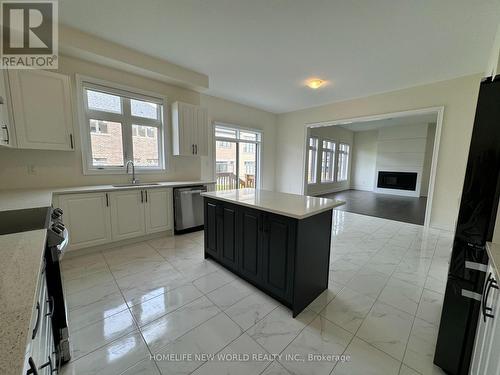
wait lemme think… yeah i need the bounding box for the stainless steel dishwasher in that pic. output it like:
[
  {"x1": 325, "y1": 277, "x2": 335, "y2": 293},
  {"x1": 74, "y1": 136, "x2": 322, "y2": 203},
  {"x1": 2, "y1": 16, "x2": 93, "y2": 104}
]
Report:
[{"x1": 173, "y1": 185, "x2": 207, "y2": 234}]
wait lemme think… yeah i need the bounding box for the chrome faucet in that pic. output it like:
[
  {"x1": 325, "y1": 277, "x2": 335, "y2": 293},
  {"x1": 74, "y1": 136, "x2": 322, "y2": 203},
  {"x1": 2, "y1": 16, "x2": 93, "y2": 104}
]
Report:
[{"x1": 126, "y1": 160, "x2": 139, "y2": 184}]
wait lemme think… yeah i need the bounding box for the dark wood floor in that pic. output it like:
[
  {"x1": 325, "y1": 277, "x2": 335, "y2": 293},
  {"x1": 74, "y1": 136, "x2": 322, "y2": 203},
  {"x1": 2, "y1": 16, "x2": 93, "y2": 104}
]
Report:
[{"x1": 321, "y1": 189, "x2": 427, "y2": 225}]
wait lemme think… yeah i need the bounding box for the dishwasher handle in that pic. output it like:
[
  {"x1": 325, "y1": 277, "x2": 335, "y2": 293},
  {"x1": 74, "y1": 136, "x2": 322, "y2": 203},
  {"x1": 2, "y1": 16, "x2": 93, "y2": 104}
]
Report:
[{"x1": 180, "y1": 189, "x2": 206, "y2": 195}]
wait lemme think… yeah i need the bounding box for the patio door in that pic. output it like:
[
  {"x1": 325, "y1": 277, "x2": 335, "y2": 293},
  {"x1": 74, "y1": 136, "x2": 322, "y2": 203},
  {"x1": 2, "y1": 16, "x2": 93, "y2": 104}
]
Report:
[{"x1": 215, "y1": 125, "x2": 261, "y2": 191}]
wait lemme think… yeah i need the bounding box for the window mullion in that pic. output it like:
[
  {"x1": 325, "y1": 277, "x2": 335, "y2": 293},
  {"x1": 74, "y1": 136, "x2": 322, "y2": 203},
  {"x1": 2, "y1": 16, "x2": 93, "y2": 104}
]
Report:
[{"x1": 122, "y1": 98, "x2": 134, "y2": 164}]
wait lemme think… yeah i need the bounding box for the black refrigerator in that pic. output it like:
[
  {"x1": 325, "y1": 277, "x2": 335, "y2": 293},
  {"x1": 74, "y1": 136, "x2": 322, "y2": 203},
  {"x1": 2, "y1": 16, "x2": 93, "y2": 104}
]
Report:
[{"x1": 434, "y1": 76, "x2": 500, "y2": 374}]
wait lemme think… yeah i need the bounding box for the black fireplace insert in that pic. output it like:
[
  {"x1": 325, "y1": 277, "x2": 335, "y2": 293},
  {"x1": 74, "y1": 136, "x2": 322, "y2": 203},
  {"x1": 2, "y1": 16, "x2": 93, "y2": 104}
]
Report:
[{"x1": 377, "y1": 171, "x2": 417, "y2": 191}]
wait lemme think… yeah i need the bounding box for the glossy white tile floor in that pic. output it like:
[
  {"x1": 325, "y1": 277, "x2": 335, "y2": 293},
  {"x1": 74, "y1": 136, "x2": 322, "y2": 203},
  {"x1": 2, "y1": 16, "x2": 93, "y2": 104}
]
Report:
[{"x1": 60, "y1": 211, "x2": 451, "y2": 375}]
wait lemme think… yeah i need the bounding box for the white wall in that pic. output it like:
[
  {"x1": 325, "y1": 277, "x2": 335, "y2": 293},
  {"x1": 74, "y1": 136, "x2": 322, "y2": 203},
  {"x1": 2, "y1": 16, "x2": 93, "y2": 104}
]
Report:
[
  {"x1": 375, "y1": 123, "x2": 428, "y2": 197},
  {"x1": 275, "y1": 74, "x2": 482, "y2": 231},
  {"x1": 351, "y1": 130, "x2": 378, "y2": 191},
  {"x1": 0, "y1": 55, "x2": 277, "y2": 190},
  {"x1": 421, "y1": 123, "x2": 436, "y2": 197},
  {"x1": 306, "y1": 125, "x2": 353, "y2": 195}
]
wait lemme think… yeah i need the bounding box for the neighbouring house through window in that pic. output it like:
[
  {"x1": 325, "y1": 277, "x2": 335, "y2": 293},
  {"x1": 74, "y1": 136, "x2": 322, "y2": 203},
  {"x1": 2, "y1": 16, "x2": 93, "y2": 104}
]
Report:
[
  {"x1": 80, "y1": 80, "x2": 165, "y2": 173},
  {"x1": 215, "y1": 124, "x2": 261, "y2": 191}
]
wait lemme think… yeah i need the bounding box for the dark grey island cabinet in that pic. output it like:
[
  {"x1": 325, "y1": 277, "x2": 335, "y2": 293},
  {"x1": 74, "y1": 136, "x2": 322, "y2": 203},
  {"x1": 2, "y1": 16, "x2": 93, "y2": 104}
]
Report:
[{"x1": 203, "y1": 189, "x2": 344, "y2": 317}]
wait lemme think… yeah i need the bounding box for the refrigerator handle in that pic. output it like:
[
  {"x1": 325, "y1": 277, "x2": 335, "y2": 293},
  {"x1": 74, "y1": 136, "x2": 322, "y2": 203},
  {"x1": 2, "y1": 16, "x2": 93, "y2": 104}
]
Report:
[{"x1": 483, "y1": 273, "x2": 499, "y2": 322}]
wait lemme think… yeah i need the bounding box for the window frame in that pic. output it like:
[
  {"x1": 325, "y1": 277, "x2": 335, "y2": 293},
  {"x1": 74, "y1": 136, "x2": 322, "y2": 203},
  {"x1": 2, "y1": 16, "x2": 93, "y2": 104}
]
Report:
[
  {"x1": 337, "y1": 142, "x2": 350, "y2": 182},
  {"x1": 76, "y1": 75, "x2": 168, "y2": 175},
  {"x1": 214, "y1": 122, "x2": 262, "y2": 189},
  {"x1": 307, "y1": 136, "x2": 319, "y2": 184},
  {"x1": 320, "y1": 139, "x2": 336, "y2": 183}
]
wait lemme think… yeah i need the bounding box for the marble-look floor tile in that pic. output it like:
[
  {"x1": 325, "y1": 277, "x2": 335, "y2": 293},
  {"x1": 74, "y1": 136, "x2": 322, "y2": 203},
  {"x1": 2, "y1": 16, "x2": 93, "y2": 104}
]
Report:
[
  {"x1": 109, "y1": 259, "x2": 175, "y2": 280},
  {"x1": 191, "y1": 333, "x2": 270, "y2": 375},
  {"x1": 347, "y1": 267, "x2": 390, "y2": 298},
  {"x1": 332, "y1": 337, "x2": 401, "y2": 375},
  {"x1": 403, "y1": 318, "x2": 446, "y2": 375},
  {"x1": 378, "y1": 278, "x2": 423, "y2": 315},
  {"x1": 261, "y1": 361, "x2": 291, "y2": 375},
  {"x1": 399, "y1": 364, "x2": 420, "y2": 375},
  {"x1": 247, "y1": 306, "x2": 316, "y2": 353},
  {"x1": 192, "y1": 270, "x2": 235, "y2": 293},
  {"x1": 307, "y1": 283, "x2": 344, "y2": 314},
  {"x1": 424, "y1": 273, "x2": 447, "y2": 294},
  {"x1": 206, "y1": 278, "x2": 256, "y2": 310},
  {"x1": 356, "y1": 301, "x2": 414, "y2": 360},
  {"x1": 70, "y1": 309, "x2": 137, "y2": 360},
  {"x1": 63, "y1": 268, "x2": 114, "y2": 295},
  {"x1": 280, "y1": 316, "x2": 353, "y2": 375},
  {"x1": 225, "y1": 292, "x2": 279, "y2": 330},
  {"x1": 416, "y1": 289, "x2": 444, "y2": 326},
  {"x1": 148, "y1": 235, "x2": 199, "y2": 251},
  {"x1": 66, "y1": 279, "x2": 119, "y2": 311},
  {"x1": 121, "y1": 359, "x2": 161, "y2": 375},
  {"x1": 61, "y1": 331, "x2": 149, "y2": 375},
  {"x1": 130, "y1": 284, "x2": 203, "y2": 327},
  {"x1": 321, "y1": 287, "x2": 376, "y2": 333},
  {"x1": 154, "y1": 313, "x2": 242, "y2": 375},
  {"x1": 141, "y1": 296, "x2": 220, "y2": 352},
  {"x1": 62, "y1": 253, "x2": 108, "y2": 281},
  {"x1": 68, "y1": 290, "x2": 128, "y2": 332}
]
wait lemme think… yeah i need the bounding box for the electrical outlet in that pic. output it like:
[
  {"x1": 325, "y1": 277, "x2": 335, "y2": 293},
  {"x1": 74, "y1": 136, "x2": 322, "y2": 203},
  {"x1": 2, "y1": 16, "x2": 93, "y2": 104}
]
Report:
[{"x1": 27, "y1": 164, "x2": 37, "y2": 175}]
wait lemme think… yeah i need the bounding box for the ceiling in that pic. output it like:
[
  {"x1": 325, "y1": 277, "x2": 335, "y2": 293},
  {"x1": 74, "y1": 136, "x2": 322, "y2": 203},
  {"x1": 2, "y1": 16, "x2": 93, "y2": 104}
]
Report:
[
  {"x1": 337, "y1": 113, "x2": 437, "y2": 132},
  {"x1": 58, "y1": 0, "x2": 500, "y2": 113}
]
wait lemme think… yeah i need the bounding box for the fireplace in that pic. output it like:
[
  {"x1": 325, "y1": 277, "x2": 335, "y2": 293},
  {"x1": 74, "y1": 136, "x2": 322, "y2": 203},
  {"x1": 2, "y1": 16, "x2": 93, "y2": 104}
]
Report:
[{"x1": 377, "y1": 171, "x2": 417, "y2": 191}]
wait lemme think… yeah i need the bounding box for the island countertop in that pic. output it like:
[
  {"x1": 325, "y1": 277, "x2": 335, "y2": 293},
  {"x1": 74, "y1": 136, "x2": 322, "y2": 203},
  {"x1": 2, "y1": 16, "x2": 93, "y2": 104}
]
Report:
[{"x1": 201, "y1": 188, "x2": 344, "y2": 219}]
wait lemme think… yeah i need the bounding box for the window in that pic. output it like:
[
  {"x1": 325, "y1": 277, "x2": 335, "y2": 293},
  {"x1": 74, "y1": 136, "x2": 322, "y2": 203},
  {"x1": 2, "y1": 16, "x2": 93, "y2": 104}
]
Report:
[
  {"x1": 81, "y1": 81, "x2": 164, "y2": 172},
  {"x1": 337, "y1": 143, "x2": 350, "y2": 181},
  {"x1": 321, "y1": 140, "x2": 336, "y2": 182},
  {"x1": 307, "y1": 137, "x2": 319, "y2": 184},
  {"x1": 215, "y1": 124, "x2": 261, "y2": 190}
]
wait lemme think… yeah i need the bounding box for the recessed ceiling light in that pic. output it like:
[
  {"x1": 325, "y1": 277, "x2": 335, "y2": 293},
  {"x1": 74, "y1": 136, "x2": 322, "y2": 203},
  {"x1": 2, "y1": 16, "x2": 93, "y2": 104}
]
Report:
[{"x1": 306, "y1": 79, "x2": 326, "y2": 89}]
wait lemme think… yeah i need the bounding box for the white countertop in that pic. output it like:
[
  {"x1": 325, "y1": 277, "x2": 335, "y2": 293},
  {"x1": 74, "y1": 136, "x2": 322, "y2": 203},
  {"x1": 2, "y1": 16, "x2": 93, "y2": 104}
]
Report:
[
  {"x1": 487, "y1": 242, "x2": 500, "y2": 278},
  {"x1": 201, "y1": 188, "x2": 345, "y2": 219},
  {"x1": 0, "y1": 180, "x2": 215, "y2": 211}
]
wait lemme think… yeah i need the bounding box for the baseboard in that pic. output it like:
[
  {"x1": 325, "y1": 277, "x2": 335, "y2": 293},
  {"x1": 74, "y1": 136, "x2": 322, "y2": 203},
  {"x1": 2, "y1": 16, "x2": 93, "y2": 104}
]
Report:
[
  {"x1": 311, "y1": 186, "x2": 350, "y2": 196},
  {"x1": 351, "y1": 185, "x2": 373, "y2": 192}
]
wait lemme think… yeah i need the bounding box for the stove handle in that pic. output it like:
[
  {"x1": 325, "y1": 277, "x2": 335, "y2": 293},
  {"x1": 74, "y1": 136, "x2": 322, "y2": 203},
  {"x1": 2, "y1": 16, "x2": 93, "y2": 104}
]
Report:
[{"x1": 45, "y1": 295, "x2": 55, "y2": 318}]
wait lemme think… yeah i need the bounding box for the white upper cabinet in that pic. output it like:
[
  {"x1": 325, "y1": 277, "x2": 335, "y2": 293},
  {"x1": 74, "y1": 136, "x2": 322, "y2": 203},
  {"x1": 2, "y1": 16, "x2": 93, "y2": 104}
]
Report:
[
  {"x1": 0, "y1": 70, "x2": 14, "y2": 147},
  {"x1": 8, "y1": 69, "x2": 75, "y2": 151},
  {"x1": 171, "y1": 101, "x2": 208, "y2": 156}
]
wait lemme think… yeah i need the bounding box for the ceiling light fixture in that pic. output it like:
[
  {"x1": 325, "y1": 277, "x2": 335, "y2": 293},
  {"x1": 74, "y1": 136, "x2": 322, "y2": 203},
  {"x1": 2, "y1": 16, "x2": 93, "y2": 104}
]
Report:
[{"x1": 306, "y1": 79, "x2": 326, "y2": 89}]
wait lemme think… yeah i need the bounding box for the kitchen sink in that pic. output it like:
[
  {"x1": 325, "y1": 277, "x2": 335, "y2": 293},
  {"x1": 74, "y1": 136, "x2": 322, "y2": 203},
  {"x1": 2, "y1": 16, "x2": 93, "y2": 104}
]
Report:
[{"x1": 112, "y1": 183, "x2": 161, "y2": 187}]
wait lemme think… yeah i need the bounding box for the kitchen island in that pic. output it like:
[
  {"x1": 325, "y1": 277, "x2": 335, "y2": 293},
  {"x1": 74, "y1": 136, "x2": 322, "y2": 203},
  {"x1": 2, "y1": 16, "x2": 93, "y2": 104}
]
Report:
[{"x1": 202, "y1": 188, "x2": 344, "y2": 317}]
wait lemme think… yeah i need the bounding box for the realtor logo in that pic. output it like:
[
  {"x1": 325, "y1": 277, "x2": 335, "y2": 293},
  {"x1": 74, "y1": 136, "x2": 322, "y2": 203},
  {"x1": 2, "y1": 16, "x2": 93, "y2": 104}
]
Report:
[{"x1": 1, "y1": 0, "x2": 58, "y2": 68}]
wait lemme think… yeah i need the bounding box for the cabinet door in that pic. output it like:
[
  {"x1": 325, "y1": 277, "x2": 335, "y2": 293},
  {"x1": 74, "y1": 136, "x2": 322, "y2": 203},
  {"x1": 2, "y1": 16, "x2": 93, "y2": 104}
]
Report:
[
  {"x1": 195, "y1": 107, "x2": 208, "y2": 156},
  {"x1": 110, "y1": 190, "x2": 146, "y2": 241},
  {"x1": 238, "y1": 207, "x2": 263, "y2": 283},
  {"x1": 204, "y1": 200, "x2": 219, "y2": 259},
  {"x1": 182, "y1": 103, "x2": 196, "y2": 155},
  {"x1": 218, "y1": 204, "x2": 238, "y2": 271},
  {"x1": 8, "y1": 70, "x2": 74, "y2": 151},
  {"x1": 0, "y1": 70, "x2": 14, "y2": 147},
  {"x1": 59, "y1": 193, "x2": 112, "y2": 250},
  {"x1": 145, "y1": 188, "x2": 172, "y2": 234},
  {"x1": 261, "y1": 213, "x2": 295, "y2": 301}
]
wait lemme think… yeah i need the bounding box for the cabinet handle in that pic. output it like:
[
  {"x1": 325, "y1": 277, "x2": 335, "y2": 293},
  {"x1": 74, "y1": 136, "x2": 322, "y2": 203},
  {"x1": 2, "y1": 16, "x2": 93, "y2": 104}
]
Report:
[
  {"x1": 195, "y1": 144, "x2": 198, "y2": 154},
  {"x1": 105, "y1": 193, "x2": 109, "y2": 207},
  {"x1": 192, "y1": 144, "x2": 195, "y2": 154},
  {"x1": 1, "y1": 125, "x2": 9, "y2": 144},
  {"x1": 32, "y1": 301, "x2": 41, "y2": 339},
  {"x1": 27, "y1": 357, "x2": 38, "y2": 375},
  {"x1": 145, "y1": 190, "x2": 148, "y2": 203},
  {"x1": 69, "y1": 134, "x2": 74, "y2": 149},
  {"x1": 483, "y1": 273, "x2": 498, "y2": 321},
  {"x1": 140, "y1": 190, "x2": 143, "y2": 203},
  {"x1": 45, "y1": 295, "x2": 55, "y2": 318}
]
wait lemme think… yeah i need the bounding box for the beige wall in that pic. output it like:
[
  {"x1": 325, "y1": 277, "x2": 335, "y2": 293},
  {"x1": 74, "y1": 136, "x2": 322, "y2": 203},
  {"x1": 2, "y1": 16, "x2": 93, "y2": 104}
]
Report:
[
  {"x1": 0, "y1": 55, "x2": 277, "y2": 190},
  {"x1": 306, "y1": 125, "x2": 353, "y2": 195},
  {"x1": 275, "y1": 74, "x2": 482, "y2": 231}
]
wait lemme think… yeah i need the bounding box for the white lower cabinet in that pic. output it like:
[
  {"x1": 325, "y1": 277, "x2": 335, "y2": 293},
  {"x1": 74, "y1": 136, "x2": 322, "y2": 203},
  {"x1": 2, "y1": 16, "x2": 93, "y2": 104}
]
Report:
[
  {"x1": 59, "y1": 192, "x2": 112, "y2": 250},
  {"x1": 145, "y1": 188, "x2": 173, "y2": 233},
  {"x1": 59, "y1": 187, "x2": 173, "y2": 250},
  {"x1": 471, "y1": 265, "x2": 500, "y2": 375}
]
